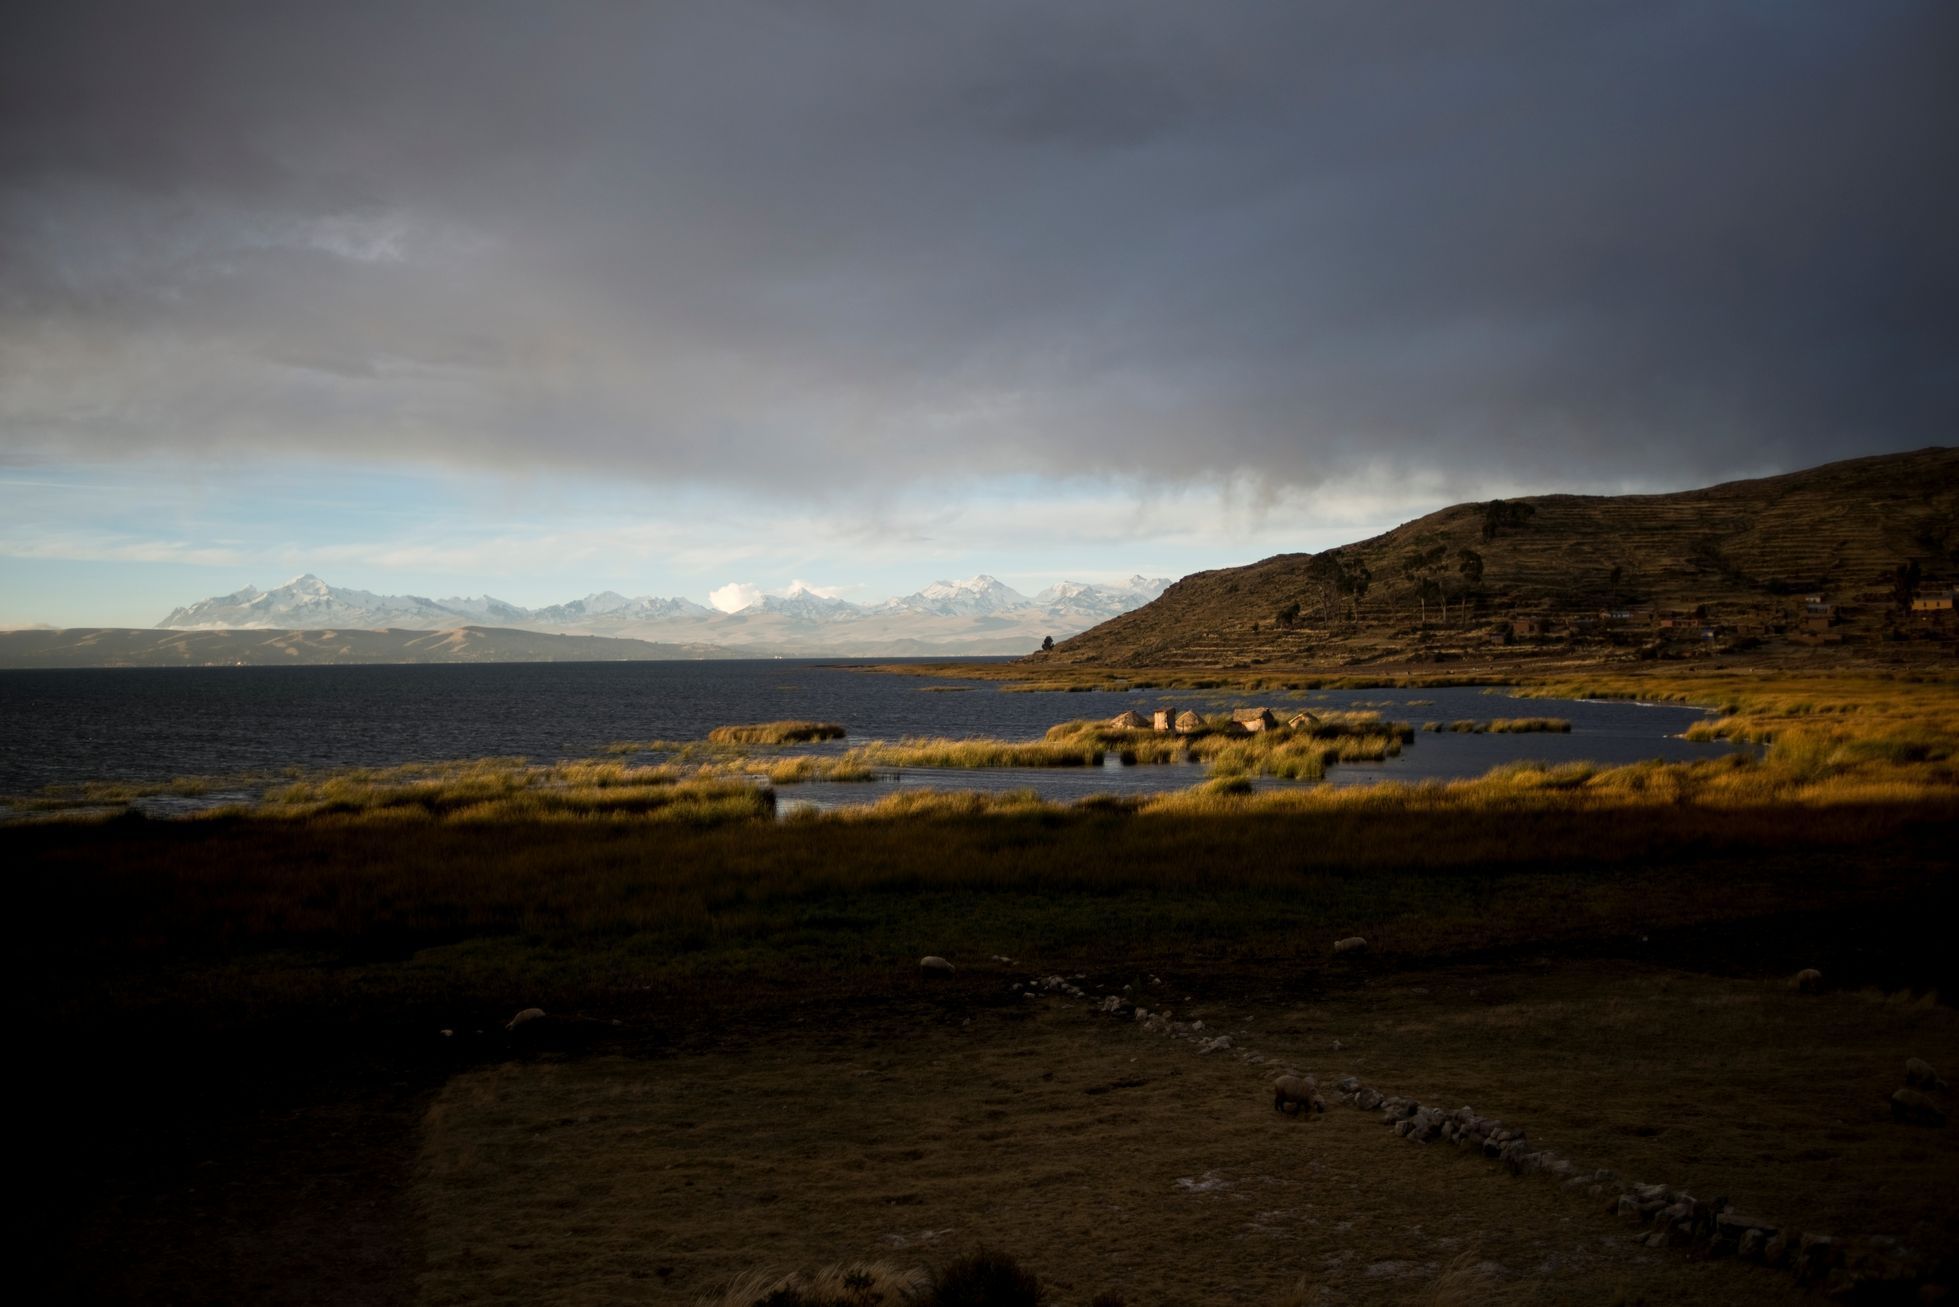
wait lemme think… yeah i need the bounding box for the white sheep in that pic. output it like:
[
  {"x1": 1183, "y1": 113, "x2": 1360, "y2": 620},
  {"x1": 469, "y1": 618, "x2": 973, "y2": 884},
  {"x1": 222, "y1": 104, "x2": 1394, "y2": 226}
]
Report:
[
  {"x1": 1906, "y1": 1058, "x2": 1948, "y2": 1091},
  {"x1": 1333, "y1": 936, "x2": 1368, "y2": 955},
  {"x1": 1273, "y1": 1074, "x2": 1326, "y2": 1117}
]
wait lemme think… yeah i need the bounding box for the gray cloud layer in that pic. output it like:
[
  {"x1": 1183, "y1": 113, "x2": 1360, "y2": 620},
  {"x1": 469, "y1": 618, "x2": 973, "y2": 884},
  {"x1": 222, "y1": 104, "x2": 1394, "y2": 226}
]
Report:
[{"x1": 4, "y1": 1, "x2": 1954, "y2": 493}]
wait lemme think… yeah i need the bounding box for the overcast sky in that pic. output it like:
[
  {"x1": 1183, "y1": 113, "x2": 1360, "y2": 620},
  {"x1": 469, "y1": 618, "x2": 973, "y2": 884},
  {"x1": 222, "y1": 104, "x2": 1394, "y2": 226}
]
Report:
[{"x1": 3, "y1": 1, "x2": 1954, "y2": 625}]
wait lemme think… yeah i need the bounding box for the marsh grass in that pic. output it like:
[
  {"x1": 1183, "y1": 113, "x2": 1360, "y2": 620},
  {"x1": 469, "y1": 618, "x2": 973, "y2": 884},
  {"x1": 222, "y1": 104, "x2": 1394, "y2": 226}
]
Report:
[
  {"x1": 849, "y1": 738, "x2": 1106, "y2": 768},
  {"x1": 1032, "y1": 714, "x2": 1410, "y2": 779},
  {"x1": 707, "y1": 721, "x2": 848, "y2": 745},
  {"x1": 245, "y1": 756, "x2": 776, "y2": 824}
]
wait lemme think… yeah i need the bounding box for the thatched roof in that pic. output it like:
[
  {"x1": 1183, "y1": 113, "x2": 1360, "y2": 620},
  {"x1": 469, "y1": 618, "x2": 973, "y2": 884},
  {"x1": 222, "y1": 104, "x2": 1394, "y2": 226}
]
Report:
[
  {"x1": 1109, "y1": 709, "x2": 1148, "y2": 730},
  {"x1": 1173, "y1": 709, "x2": 1203, "y2": 732},
  {"x1": 1232, "y1": 707, "x2": 1278, "y2": 731}
]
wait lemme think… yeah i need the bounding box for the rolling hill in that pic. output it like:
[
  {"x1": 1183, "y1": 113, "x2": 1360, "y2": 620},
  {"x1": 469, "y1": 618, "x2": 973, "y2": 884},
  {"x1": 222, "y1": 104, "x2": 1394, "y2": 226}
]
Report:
[{"x1": 1039, "y1": 448, "x2": 1959, "y2": 669}]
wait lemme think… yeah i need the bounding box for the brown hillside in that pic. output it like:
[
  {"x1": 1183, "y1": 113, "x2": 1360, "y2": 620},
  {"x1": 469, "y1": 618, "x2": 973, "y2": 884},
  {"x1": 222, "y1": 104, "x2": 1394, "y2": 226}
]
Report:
[{"x1": 1042, "y1": 448, "x2": 1959, "y2": 669}]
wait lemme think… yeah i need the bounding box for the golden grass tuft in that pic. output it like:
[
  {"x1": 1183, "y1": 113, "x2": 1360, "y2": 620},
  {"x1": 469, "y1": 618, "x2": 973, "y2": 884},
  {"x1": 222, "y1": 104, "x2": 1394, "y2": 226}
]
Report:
[
  {"x1": 707, "y1": 721, "x2": 848, "y2": 745},
  {"x1": 697, "y1": 1261, "x2": 929, "y2": 1307}
]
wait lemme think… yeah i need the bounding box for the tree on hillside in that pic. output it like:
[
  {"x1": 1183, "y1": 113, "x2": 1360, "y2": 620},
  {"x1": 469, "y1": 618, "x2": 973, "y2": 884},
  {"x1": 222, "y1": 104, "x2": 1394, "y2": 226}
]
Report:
[
  {"x1": 1339, "y1": 561, "x2": 1373, "y2": 622},
  {"x1": 1040, "y1": 635, "x2": 1054, "y2": 652},
  {"x1": 1399, "y1": 541, "x2": 1450, "y2": 625}
]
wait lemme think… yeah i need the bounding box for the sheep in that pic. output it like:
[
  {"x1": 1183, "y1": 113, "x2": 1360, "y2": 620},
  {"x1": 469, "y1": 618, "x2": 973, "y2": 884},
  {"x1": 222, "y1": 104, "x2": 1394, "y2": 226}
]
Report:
[
  {"x1": 1790, "y1": 968, "x2": 1823, "y2": 994},
  {"x1": 918, "y1": 956, "x2": 955, "y2": 975},
  {"x1": 506, "y1": 1007, "x2": 546, "y2": 1031},
  {"x1": 1906, "y1": 1058, "x2": 1948, "y2": 1091},
  {"x1": 1273, "y1": 1074, "x2": 1327, "y2": 1118},
  {"x1": 1333, "y1": 936, "x2": 1368, "y2": 955}
]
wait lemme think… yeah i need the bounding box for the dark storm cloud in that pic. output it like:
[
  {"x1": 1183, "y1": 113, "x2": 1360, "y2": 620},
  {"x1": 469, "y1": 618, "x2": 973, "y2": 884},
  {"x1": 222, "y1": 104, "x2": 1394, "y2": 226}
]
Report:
[{"x1": 3, "y1": 1, "x2": 1954, "y2": 492}]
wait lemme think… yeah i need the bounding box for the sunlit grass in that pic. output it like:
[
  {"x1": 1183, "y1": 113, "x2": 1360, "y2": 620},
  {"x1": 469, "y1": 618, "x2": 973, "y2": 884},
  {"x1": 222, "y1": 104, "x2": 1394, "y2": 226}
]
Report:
[{"x1": 706, "y1": 721, "x2": 848, "y2": 745}]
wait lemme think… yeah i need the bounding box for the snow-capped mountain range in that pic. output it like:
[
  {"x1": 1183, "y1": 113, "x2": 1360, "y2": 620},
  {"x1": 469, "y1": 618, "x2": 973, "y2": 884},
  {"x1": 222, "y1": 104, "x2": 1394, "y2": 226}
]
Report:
[{"x1": 157, "y1": 573, "x2": 1172, "y2": 656}]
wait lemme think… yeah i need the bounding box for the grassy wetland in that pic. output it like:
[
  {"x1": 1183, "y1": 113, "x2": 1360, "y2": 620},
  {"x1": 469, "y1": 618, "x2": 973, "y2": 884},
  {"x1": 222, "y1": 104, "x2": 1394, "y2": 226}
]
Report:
[{"x1": 12, "y1": 661, "x2": 1959, "y2": 1304}]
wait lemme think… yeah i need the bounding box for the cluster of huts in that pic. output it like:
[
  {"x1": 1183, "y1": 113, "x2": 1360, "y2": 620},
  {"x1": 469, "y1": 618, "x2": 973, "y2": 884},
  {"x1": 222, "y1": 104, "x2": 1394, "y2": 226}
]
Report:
[{"x1": 1108, "y1": 706, "x2": 1317, "y2": 735}]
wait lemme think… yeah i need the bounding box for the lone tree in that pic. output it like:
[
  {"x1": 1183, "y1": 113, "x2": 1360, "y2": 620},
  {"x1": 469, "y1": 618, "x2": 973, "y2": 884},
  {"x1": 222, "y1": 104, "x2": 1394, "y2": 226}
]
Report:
[{"x1": 1040, "y1": 635, "x2": 1054, "y2": 652}]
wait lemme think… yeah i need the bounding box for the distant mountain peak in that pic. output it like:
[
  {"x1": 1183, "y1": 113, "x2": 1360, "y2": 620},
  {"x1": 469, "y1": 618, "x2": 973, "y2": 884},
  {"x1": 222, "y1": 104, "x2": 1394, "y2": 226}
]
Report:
[{"x1": 153, "y1": 570, "x2": 1176, "y2": 653}]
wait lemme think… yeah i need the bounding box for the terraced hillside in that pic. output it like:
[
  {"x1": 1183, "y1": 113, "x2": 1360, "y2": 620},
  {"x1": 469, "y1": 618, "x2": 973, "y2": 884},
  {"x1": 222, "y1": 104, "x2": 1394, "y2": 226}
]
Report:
[{"x1": 1043, "y1": 448, "x2": 1959, "y2": 669}]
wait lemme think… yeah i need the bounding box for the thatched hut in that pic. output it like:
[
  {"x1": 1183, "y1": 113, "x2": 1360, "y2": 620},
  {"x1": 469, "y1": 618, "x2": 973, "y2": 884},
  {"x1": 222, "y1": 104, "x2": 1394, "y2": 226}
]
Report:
[
  {"x1": 1286, "y1": 711, "x2": 1319, "y2": 731},
  {"x1": 1233, "y1": 707, "x2": 1278, "y2": 733},
  {"x1": 1109, "y1": 709, "x2": 1148, "y2": 730},
  {"x1": 1174, "y1": 709, "x2": 1203, "y2": 734}
]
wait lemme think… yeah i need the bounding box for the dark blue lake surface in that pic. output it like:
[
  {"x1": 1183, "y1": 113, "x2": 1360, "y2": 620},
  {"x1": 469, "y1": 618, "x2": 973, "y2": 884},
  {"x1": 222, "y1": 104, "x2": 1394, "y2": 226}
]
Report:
[{"x1": 0, "y1": 659, "x2": 1737, "y2": 804}]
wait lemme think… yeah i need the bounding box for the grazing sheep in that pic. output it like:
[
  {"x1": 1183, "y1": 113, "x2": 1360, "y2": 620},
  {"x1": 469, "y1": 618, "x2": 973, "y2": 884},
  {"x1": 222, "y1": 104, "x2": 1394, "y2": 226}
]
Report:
[
  {"x1": 1333, "y1": 936, "x2": 1368, "y2": 955},
  {"x1": 1273, "y1": 1074, "x2": 1327, "y2": 1117},
  {"x1": 506, "y1": 1007, "x2": 546, "y2": 1031},
  {"x1": 1906, "y1": 1058, "x2": 1948, "y2": 1091},
  {"x1": 1791, "y1": 968, "x2": 1823, "y2": 994},
  {"x1": 919, "y1": 955, "x2": 955, "y2": 974}
]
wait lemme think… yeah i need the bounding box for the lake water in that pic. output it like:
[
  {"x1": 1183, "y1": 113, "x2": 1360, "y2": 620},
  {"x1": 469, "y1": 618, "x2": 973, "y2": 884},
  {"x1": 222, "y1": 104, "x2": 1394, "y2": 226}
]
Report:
[{"x1": 0, "y1": 660, "x2": 1739, "y2": 809}]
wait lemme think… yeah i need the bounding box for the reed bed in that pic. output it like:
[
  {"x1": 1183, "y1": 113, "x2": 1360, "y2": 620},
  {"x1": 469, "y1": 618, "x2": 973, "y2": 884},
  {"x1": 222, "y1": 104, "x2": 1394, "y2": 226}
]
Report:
[
  {"x1": 706, "y1": 721, "x2": 848, "y2": 745},
  {"x1": 250, "y1": 757, "x2": 776, "y2": 824},
  {"x1": 846, "y1": 738, "x2": 1106, "y2": 768}
]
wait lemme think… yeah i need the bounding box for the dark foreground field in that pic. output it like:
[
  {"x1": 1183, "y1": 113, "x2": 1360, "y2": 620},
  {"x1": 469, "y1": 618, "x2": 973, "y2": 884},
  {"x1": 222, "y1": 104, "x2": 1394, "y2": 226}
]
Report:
[{"x1": 10, "y1": 793, "x2": 1958, "y2": 1304}]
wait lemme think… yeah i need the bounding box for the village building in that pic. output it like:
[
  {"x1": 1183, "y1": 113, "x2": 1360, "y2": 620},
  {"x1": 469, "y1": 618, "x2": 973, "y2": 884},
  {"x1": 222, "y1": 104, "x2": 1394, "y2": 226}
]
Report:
[
  {"x1": 1232, "y1": 707, "x2": 1278, "y2": 733},
  {"x1": 1152, "y1": 708, "x2": 1178, "y2": 733},
  {"x1": 1109, "y1": 709, "x2": 1148, "y2": 730},
  {"x1": 1174, "y1": 710, "x2": 1203, "y2": 733}
]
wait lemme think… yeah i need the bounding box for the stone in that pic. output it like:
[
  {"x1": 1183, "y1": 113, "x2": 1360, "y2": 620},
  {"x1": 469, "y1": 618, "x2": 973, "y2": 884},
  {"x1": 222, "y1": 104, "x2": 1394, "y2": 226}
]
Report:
[
  {"x1": 919, "y1": 956, "x2": 955, "y2": 974},
  {"x1": 506, "y1": 1007, "x2": 546, "y2": 1031},
  {"x1": 1716, "y1": 1212, "x2": 1778, "y2": 1240},
  {"x1": 1792, "y1": 967, "x2": 1824, "y2": 993},
  {"x1": 1906, "y1": 1057, "x2": 1948, "y2": 1091},
  {"x1": 1355, "y1": 1088, "x2": 1384, "y2": 1111},
  {"x1": 1762, "y1": 1233, "x2": 1790, "y2": 1269},
  {"x1": 1891, "y1": 1087, "x2": 1948, "y2": 1127},
  {"x1": 1334, "y1": 1076, "x2": 1362, "y2": 1095},
  {"x1": 1197, "y1": 1035, "x2": 1232, "y2": 1054},
  {"x1": 1738, "y1": 1228, "x2": 1768, "y2": 1261},
  {"x1": 1333, "y1": 936, "x2": 1368, "y2": 954},
  {"x1": 1797, "y1": 1234, "x2": 1839, "y2": 1281}
]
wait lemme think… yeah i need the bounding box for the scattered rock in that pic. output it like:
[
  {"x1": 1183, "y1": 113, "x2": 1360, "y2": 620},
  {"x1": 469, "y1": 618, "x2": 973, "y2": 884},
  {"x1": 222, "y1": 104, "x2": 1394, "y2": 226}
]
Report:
[
  {"x1": 506, "y1": 1007, "x2": 546, "y2": 1031},
  {"x1": 1333, "y1": 936, "x2": 1368, "y2": 954},
  {"x1": 1891, "y1": 1087, "x2": 1947, "y2": 1127},
  {"x1": 1354, "y1": 1087, "x2": 1383, "y2": 1111},
  {"x1": 919, "y1": 956, "x2": 955, "y2": 974},
  {"x1": 1197, "y1": 1035, "x2": 1233, "y2": 1055},
  {"x1": 1792, "y1": 967, "x2": 1824, "y2": 994}
]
